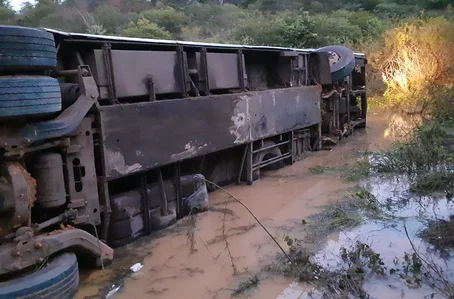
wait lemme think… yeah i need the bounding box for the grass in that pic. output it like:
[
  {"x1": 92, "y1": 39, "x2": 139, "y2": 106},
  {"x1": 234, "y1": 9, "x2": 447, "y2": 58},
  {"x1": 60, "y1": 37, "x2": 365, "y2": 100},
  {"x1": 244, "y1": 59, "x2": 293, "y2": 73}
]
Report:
[
  {"x1": 410, "y1": 171, "x2": 454, "y2": 193},
  {"x1": 303, "y1": 189, "x2": 384, "y2": 244},
  {"x1": 309, "y1": 165, "x2": 334, "y2": 174},
  {"x1": 372, "y1": 121, "x2": 454, "y2": 177},
  {"x1": 419, "y1": 218, "x2": 454, "y2": 255},
  {"x1": 267, "y1": 239, "x2": 387, "y2": 299},
  {"x1": 309, "y1": 161, "x2": 371, "y2": 182},
  {"x1": 340, "y1": 162, "x2": 371, "y2": 182},
  {"x1": 231, "y1": 275, "x2": 259, "y2": 297}
]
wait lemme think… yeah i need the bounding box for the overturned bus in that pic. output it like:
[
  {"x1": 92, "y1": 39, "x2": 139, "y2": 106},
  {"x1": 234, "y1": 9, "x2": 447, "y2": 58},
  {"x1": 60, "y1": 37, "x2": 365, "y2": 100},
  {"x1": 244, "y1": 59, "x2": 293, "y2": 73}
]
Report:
[{"x1": 0, "y1": 25, "x2": 366, "y2": 297}]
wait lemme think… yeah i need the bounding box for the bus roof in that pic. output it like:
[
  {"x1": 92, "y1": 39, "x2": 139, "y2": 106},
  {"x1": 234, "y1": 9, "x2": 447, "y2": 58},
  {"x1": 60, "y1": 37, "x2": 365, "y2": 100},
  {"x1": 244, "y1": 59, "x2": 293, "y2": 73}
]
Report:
[{"x1": 44, "y1": 28, "x2": 366, "y2": 58}]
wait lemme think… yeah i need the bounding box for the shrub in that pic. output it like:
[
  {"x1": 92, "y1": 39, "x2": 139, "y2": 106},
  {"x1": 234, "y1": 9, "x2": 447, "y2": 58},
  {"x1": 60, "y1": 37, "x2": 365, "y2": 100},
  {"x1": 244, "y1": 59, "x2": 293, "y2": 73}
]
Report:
[
  {"x1": 121, "y1": 18, "x2": 172, "y2": 39},
  {"x1": 369, "y1": 18, "x2": 454, "y2": 115},
  {"x1": 229, "y1": 11, "x2": 319, "y2": 48}
]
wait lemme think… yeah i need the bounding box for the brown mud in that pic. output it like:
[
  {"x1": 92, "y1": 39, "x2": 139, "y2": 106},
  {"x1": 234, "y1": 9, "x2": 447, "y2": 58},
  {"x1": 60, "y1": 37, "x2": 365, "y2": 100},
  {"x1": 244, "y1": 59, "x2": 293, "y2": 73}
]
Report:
[{"x1": 76, "y1": 113, "x2": 391, "y2": 299}]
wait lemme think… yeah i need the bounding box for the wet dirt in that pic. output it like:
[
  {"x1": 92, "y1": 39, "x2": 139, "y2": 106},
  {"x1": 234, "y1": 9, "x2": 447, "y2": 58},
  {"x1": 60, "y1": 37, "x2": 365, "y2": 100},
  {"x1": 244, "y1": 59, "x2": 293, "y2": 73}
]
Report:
[{"x1": 76, "y1": 113, "x2": 394, "y2": 299}]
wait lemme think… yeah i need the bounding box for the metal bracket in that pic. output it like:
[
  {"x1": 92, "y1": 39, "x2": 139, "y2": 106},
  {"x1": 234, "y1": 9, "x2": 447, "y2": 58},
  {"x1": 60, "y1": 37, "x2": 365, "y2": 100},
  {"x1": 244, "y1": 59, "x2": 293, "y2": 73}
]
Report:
[
  {"x1": 177, "y1": 46, "x2": 189, "y2": 97},
  {"x1": 237, "y1": 50, "x2": 246, "y2": 91},
  {"x1": 140, "y1": 175, "x2": 151, "y2": 235},
  {"x1": 0, "y1": 67, "x2": 99, "y2": 150},
  {"x1": 0, "y1": 228, "x2": 113, "y2": 275},
  {"x1": 200, "y1": 47, "x2": 211, "y2": 95},
  {"x1": 101, "y1": 43, "x2": 119, "y2": 105},
  {"x1": 146, "y1": 75, "x2": 156, "y2": 101}
]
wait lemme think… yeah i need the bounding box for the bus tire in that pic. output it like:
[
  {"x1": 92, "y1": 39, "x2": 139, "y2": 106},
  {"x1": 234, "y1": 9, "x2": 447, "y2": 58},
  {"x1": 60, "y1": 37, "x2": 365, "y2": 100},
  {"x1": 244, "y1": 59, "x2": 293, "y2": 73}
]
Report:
[
  {"x1": 0, "y1": 76, "x2": 62, "y2": 118},
  {"x1": 0, "y1": 25, "x2": 57, "y2": 71},
  {"x1": 316, "y1": 45, "x2": 355, "y2": 83},
  {"x1": 252, "y1": 140, "x2": 284, "y2": 180},
  {"x1": 0, "y1": 253, "x2": 79, "y2": 299}
]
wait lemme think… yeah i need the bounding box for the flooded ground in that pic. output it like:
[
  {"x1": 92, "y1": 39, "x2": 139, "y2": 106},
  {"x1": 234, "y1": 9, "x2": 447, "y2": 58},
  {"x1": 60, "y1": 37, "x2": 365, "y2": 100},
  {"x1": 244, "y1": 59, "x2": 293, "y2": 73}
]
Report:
[
  {"x1": 278, "y1": 174, "x2": 454, "y2": 299},
  {"x1": 77, "y1": 113, "x2": 445, "y2": 299}
]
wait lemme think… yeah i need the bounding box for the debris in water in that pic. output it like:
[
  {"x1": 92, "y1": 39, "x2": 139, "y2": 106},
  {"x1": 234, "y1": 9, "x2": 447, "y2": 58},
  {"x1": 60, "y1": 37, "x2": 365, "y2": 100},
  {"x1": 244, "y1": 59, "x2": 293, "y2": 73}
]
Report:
[
  {"x1": 231, "y1": 275, "x2": 259, "y2": 296},
  {"x1": 106, "y1": 284, "x2": 121, "y2": 298},
  {"x1": 130, "y1": 263, "x2": 143, "y2": 273}
]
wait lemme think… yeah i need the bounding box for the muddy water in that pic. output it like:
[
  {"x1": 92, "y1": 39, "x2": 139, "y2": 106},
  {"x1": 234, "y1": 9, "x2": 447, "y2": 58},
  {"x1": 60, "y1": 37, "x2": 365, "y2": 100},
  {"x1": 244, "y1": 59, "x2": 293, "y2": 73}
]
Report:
[
  {"x1": 279, "y1": 176, "x2": 454, "y2": 299},
  {"x1": 76, "y1": 113, "x2": 391, "y2": 299}
]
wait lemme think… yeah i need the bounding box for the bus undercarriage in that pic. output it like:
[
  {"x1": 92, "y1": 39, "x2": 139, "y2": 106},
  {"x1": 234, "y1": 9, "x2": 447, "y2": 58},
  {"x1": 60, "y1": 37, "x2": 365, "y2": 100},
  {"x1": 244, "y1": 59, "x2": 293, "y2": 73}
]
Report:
[{"x1": 0, "y1": 25, "x2": 366, "y2": 297}]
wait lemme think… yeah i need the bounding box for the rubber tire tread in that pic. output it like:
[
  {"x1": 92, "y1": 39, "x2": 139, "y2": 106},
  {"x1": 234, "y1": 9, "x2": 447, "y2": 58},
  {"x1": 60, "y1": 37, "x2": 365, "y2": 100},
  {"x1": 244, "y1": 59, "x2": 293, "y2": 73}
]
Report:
[
  {"x1": 0, "y1": 76, "x2": 62, "y2": 118},
  {"x1": 0, "y1": 252, "x2": 79, "y2": 299},
  {"x1": 316, "y1": 45, "x2": 356, "y2": 82},
  {"x1": 0, "y1": 25, "x2": 57, "y2": 71}
]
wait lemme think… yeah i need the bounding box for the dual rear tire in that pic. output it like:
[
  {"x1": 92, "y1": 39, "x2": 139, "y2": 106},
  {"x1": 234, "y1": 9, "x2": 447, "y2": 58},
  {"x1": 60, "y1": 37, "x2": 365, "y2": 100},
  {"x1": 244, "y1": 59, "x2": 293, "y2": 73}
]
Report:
[
  {"x1": 0, "y1": 26, "x2": 74, "y2": 298},
  {"x1": 0, "y1": 25, "x2": 61, "y2": 119}
]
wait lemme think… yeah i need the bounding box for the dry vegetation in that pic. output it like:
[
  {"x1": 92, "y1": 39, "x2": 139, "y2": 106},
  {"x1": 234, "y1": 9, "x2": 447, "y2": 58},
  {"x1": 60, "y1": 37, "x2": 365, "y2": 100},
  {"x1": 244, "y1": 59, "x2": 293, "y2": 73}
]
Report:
[{"x1": 366, "y1": 18, "x2": 454, "y2": 118}]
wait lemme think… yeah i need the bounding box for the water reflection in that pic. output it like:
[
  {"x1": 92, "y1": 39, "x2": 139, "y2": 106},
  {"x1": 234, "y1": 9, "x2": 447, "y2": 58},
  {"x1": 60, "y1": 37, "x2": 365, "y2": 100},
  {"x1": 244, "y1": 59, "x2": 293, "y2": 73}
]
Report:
[{"x1": 280, "y1": 174, "x2": 454, "y2": 299}]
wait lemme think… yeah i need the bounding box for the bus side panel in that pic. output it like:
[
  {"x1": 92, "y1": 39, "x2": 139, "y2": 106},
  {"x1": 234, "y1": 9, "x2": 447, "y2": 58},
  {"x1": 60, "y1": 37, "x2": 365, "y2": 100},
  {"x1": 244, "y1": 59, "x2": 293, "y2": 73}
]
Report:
[
  {"x1": 250, "y1": 86, "x2": 321, "y2": 140},
  {"x1": 99, "y1": 86, "x2": 321, "y2": 180}
]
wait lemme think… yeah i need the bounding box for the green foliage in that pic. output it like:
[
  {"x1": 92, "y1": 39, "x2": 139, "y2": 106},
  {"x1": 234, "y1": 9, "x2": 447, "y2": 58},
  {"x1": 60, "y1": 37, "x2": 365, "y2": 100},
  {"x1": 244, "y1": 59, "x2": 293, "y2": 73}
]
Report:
[
  {"x1": 184, "y1": 3, "x2": 248, "y2": 40},
  {"x1": 0, "y1": 0, "x2": 15, "y2": 24},
  {"x1": 121, "y1": 18, "x2": 172, "y2": 39},
  {"x1": 2, "y1": 0, "x2": 453, "y2": 51},
  {"x1": 410, "y1": 171, "x2": 454, "y2": 193},
  {"x1": 140, "y1": 4, "x2": 187, "y2": 38},
  {"x1": 373, "y1": 2, "x2": 419, "y2": 18},
  {"x1": 310, "y1": 1, "x2": 324, "y2": 12},
  {"x1": 18, "y1": 0, "x2": 58, "y2": 27},
  {"x1": 373, "y1": 121, "x2": 454, "y2": 175},
  {"x1": 94, "y1": 5, "x2": 136, "y2": 34},
  {"x1": 229, "y1": 11, "x2": 319, "y2": 47},
  {"x1": 309, "y1": 13, "x2": 363, "y2": 46}
]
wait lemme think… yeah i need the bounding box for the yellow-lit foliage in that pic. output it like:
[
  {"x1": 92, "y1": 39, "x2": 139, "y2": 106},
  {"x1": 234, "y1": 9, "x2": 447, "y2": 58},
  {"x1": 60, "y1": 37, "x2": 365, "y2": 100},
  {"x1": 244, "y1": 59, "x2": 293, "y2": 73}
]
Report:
[{"x1": 368, "y1": 18, "x2": 454, "y2": 116}]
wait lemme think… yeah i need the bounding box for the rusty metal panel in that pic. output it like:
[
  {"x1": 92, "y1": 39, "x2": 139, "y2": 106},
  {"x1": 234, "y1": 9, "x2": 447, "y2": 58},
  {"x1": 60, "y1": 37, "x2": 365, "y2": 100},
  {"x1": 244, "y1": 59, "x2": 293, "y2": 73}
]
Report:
[
  {"x1": 99, "y1": 86, "x2": 321, "y2": 180},
  {"x1": 92, "y1": 49, "x2": 184, "y2": 99}
]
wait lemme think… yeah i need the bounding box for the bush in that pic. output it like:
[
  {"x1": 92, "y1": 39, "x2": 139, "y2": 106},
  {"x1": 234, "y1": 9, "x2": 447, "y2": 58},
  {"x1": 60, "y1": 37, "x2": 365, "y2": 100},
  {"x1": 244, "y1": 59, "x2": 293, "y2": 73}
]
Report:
[
  {"x1": 94, "y1": 5, "x2": 136, "y2": 34},
  {"x1": 121, "y1": 18, "x2": 172, "y2": 39},
  {"x1": 369, "y1": 18, "x2": 454, "y2": 115},
  {"x1": 0, "y1": 1, "x2": 15, "y2": 24},
  {"x1": 373, "y1": 2, "x2": 419, "y2": 19},
  {"x1": 140, "y1": 4, "x2": 187, "y2": 38},
  {"x1": 229, "y1": 11, "x2": 319, "y2": 48},
  {"x1": 309, "y1": 13, "x2": 362, "y2": 46}
]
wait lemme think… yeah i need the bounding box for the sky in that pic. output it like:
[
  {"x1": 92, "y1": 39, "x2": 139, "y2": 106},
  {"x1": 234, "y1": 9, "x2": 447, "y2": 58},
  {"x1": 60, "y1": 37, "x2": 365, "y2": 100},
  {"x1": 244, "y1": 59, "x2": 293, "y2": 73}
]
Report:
[{"x1": 10, "y1": 0, "x2": 31, "y2": 11}]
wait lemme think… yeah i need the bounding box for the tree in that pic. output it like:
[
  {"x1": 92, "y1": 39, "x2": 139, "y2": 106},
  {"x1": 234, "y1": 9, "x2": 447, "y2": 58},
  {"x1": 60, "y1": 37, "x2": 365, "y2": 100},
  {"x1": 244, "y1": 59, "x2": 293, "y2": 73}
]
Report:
[
  {"x1": 140, "y1": 4, "x2": 187, "y2": 37},
  {"x1": 0, "y1": 0, "x2": 15, "y2": 24},
  {"x1": 184, "y1": 3, "x2": 248, "y2": 39},
  {"x1": 94, "y1": 4, "x2": 134, "y2": 34},
  {"x1": 230, "y1": 11, "x2": 319, "y2": 48},
  {"x1": 121, "y1": 18, "x2": 172, "y2": 39},
  {"x1": 309, "y1": 13, "x2": 363, "y2": 46},
  {"x1": 18, "y1": 0, "x2": 58, "y2": 27}
]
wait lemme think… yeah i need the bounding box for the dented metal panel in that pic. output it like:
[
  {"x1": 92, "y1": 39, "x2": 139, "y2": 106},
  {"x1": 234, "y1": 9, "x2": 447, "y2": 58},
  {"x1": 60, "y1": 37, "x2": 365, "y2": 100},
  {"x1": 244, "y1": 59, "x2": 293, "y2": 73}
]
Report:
[{"x1": 99, "y1": 86, "x2": 321, "y2": 180}]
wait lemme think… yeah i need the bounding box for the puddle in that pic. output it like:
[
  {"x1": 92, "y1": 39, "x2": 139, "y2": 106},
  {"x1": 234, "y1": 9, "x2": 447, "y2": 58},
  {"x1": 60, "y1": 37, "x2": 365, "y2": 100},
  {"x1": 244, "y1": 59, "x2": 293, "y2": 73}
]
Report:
[
  {"x1": 77, "y1": 113, "x2": 425, "y2": 299},
  {"x1": 278, "y1": 171, "x2": 454, "y2": 298}
]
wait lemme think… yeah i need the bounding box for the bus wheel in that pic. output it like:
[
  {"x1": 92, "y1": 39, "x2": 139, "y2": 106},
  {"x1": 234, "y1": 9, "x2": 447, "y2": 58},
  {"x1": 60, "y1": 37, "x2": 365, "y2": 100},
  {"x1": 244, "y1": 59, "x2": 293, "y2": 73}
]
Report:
[
  {"x1": 252, "y1": 140, "x2": 284, "y2": 180},
  {"x1": 0, "y1": 76, "x2": 62, "y2": 118},
  {"x1": 0, "y1": 25, "x2": 57, "y2": 71},
  {"x1": 0, "y1": 252, "x2": 79, "y2": 298},
  {"x1": 316, "y1": 45, "x2": 355, "y2": 83}
]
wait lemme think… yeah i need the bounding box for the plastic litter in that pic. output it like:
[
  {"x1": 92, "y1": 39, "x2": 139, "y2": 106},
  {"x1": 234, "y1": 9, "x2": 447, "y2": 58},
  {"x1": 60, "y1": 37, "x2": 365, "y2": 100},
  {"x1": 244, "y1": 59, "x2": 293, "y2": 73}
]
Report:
[{"x1": 130, "y1": 263, "x2": 143, "y2": 272}]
